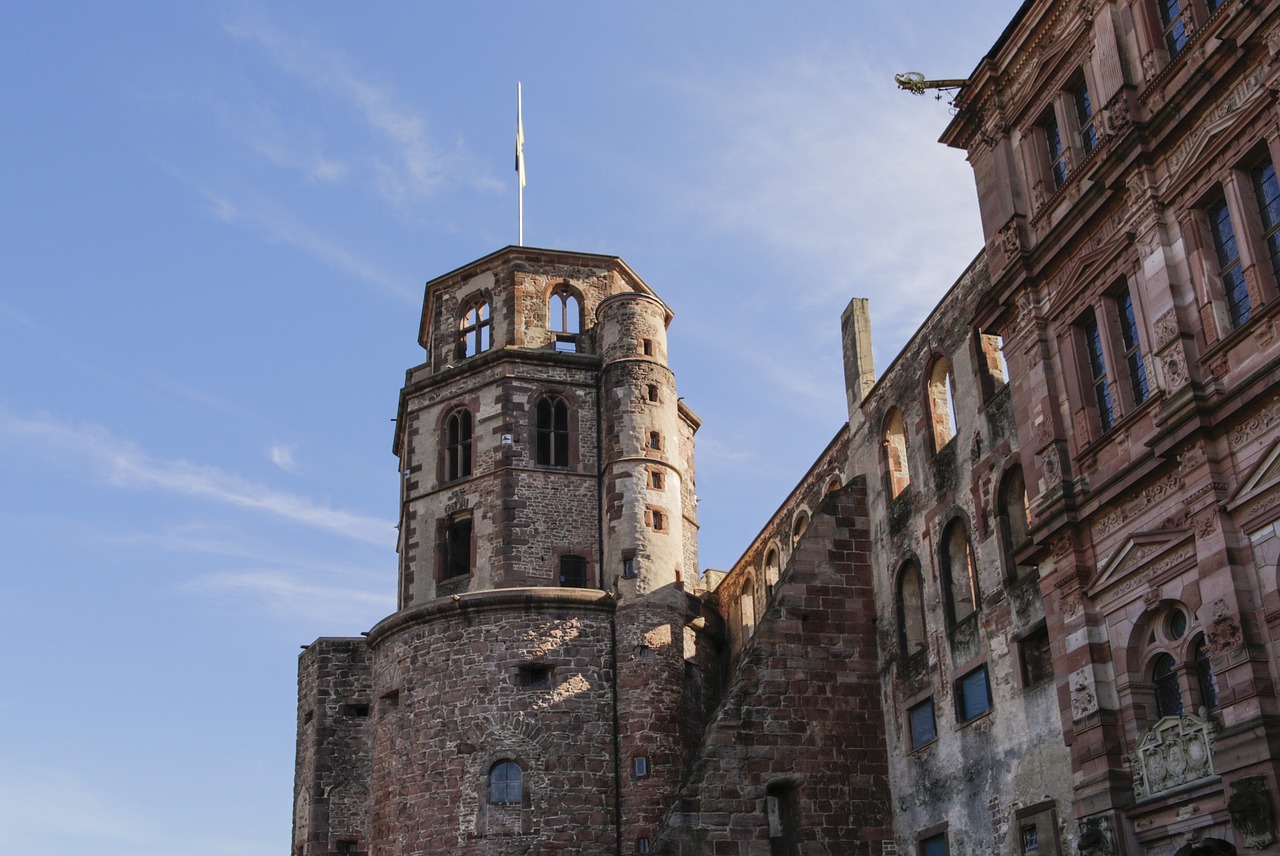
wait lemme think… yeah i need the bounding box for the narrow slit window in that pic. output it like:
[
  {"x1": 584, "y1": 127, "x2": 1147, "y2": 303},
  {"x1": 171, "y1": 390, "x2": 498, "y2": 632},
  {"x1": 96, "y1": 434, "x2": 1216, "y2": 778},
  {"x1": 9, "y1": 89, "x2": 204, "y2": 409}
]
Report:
[
  {"x1": 1042, "y1": 110, "x2": 1067, "y2": 189},
  {"x1": 1073, "y1": 78, "x2": 1097, "y2": 154},
  {"x1": 648, "y1": 431, "x2": 661, "y2": 450},
  {"x1": 443, "y1": 517, "x2": 472, "y2": 579},
  {"x1": 1083, "y1": 312, "x2": 1115, "y2": 431},
  {"x1": 646, "y1": 384, "x2": 659, "y2": 403},
  {"x1": 1152, "y1": 653, "x2": 1184, "y2": 717},
  {"x1": 445, "y1": 409, "x2": 473, "y2": 481},
  {"x1": 641, "y1": 338, "x2": 654, "y2": 356}
]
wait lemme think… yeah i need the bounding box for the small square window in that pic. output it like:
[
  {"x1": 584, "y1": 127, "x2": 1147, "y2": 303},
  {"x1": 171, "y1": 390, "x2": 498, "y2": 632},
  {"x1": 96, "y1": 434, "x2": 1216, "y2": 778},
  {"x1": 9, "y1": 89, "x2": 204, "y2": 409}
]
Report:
[
  {"x1": 336, "y1": 840, "x2": 357, "y2": 854},
  {"x1": 956, "y1": 665, "x2": 992, "y2": 722},
  {"x1": 642, "y1": 338, "x2": 654, "y2": 356},
  {"x1": 339, "y1": 703, "x2": 370, "y2": 717},
  {"x1": 622, "y1": 556, "x2": 636, "y2": 579},
  {"x1": 908, "y1": 698, "x2": 937, "y2": 749},
  {"x1": 380, "y1": 689, "x2": 401, "y2": 709},
  {"x1": 920, "y1": 832, "x2": 948, "y2": 856},
  {"x1": 648, "y1": 431, "x2": 661, "y2": 450},
  {"x1": 633, "y1": 756, "x2": 649, "y2": 778},
  {"x1": 650, "y1": 510, "x2": 666, "y2": 532},
  {"x1": 649, "y1": 469, "x2": 664, "y2": 490},
  {"x1": 518, "y1": 664, "x2": 552, "y2": 687},
  {"x1": 647, "y1": 384, "x2": 659, "y2": 402}
]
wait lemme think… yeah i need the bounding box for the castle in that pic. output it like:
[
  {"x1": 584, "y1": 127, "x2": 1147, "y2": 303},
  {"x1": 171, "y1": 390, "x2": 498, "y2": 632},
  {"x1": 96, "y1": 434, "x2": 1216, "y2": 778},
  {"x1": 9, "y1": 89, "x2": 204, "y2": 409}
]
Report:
[{"x1": 291, "y1": 1, "x2": 1280, "y2": 854}]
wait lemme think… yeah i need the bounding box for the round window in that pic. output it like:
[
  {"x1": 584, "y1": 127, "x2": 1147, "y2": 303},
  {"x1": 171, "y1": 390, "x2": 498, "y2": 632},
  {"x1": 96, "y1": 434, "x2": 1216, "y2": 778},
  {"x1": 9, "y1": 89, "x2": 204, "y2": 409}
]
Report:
[{"x1": 1166, "y1": 609, "x2": 1187, "y2": 641}]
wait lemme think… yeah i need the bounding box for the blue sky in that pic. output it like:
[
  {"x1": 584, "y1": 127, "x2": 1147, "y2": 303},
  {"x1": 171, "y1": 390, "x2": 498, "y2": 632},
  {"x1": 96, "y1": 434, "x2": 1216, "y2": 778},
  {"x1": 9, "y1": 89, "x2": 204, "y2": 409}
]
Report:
[{"x1": 0, "y1": 3, "x2": 1019, "y2": 853}]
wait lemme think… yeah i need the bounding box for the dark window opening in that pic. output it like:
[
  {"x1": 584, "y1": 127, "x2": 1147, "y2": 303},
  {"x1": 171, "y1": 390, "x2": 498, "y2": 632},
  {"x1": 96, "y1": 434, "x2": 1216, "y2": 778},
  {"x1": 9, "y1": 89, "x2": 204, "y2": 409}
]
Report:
[
  {"x1": 766, "y1": 782, "x2": 801, "y2": 856},
  {"x1": 908, "y1": 698, "x2": 937, "y2": 748},
  {"x1": 651, "y1": 510, "x2": 666, "y2": 532},
  {"x1": 633, "y1": 756, "x2": 649, "y2": 778},
  {"x1": 379, "y1": 689, "x2": 400, "y2": 709},
  {"x1": 956, "y1": 665, "x2": 992, "y2": 722},
  {"x1": 921, "y1": 832, "x2": 949, "y2": 856},
  {"x1": 303, "y1": 710, "x2": 314, "y2": 724},
  {"x1": 518, "y1": 664, "x2": 553, "y2": 687},
  {"x1": 648, "y1": 431, "x2": 661, "y2": 450},
  {"x1": 999, "y1": 467, "x2": 1034, "y2": 580},
  {"x1": 1022, "y1": 826, "x2": 1039, "y2": 853},
  {"x1": 488, "y1": 761, "x2": 522, "y2": 805},
  {"x1": 646, "y1": 383, "x2": 659, "y2": 402},
  {"x1": 1042, "y1": 110, "x2": 1067, "y2": 189},
  {"x1": 1194, "y1": 636, "x2": 1219, "y2": 710},
  {"x1": 339, "y1": 703, "x2": 370, "y2": 717},
  {"x1": 637, "y1": 838, "x2": 652, "y2": 854},
  {"x1": 897, "y1": 563, "x2": 927, "y2": 656},
  {"x1": 336, "y1": 840, "x2": 357, "y2": 854},
  {"x1": 941, "y1": 521, "x2": 978, "y2": 624},
  {"x1": 446, "y1": 409, "x2": 473, "y2": 481},
  {"x1": 559, "y1": 554, "x2": 588, "y2": 588},
  {"x1": 1208, "y1": 197, "x2": 1251, "y2": 328},
  {"x1": 1115, "y1": 290, "x2": 1149, "y2": 406},
  {"x1": 443, "y1": 518, "x2": 472, "y2": 579},
  {"x1": 1152, "y1": 652, "x2": 1184, "y2": 717},
  {"x1": 649, "y1": 469, "x2": 664, "y2": 489},
  {"x1": 535, "y1": 396, "x2": 570, "y2": 466},
  {"x1": 642, "y1": 338, "x2": 654, "y2": 356},
  {"x1": 1020, "y1": 625, "x2": 1054, "y2": 687},
  {"x1": 458, "y1": 301, "x2": 491, "y2": 358},
  {"x1": 622, "y1": 554, "x2": 636, "y2": 579}
]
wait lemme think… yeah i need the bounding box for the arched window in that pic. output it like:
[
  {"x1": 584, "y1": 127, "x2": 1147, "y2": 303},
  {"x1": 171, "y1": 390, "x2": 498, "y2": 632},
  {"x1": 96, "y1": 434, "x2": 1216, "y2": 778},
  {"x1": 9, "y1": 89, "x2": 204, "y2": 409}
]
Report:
[
  {"x1": 1192, "y1": 635, "x2": 1218, "y2": 711},
  {"x1": 824, "y1": 475, "x2": 842, "y2": 496},
  {"x1": 883, "y1": 409, "x2": 910, "y2": 498},
  {"x1": 458, "y1": 301, "x2": 492, "y2": 358},
  {"x1": 764, "y1": 548, "x2": 780, "y2": 599},
  {"x1": 445, "y1": 409, "x2": 473, "y2": 481},
  {"x1": 998, "y1": 466, "x2": 1032, "y2": 579},
  {"x1": 897, "y1": 562, "x2": 927, "y2": 656},
  {"x1": 941, "y1": 520, "x2": 978, "y2": 624},
  {"x1": 535, "y1": 396, "x2": 570, "y2": 466},
  {"x1": 927, "y1": 356, "x2": 958, "y2": 452},
  {"x1": 1152, "y1": 653, "x2": 1184, "y2": 718},
  {"x1": 791, "y1": 512, "x2": 808, "y2": 546},
  {"x1": 549, "y1": 289, "x2": 580, "y2": 334},
  {"x1": 488, "y1": 761, "x2": 522, "y2": 805}
]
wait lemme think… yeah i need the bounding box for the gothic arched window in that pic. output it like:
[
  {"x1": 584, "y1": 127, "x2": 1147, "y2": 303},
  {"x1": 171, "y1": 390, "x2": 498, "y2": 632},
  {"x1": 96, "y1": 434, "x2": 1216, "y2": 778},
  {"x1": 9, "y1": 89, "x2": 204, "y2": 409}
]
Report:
[
  {"x1": 1152, "y1": 653, "x2": 1184, "y2": 718},
  {"x1": 459, "y1": 301, "x2": 492, "y2": 358},
  {"x1": 897, "y1": 562, "x2": 927, "y2": 656},
  {"x1": 927, "y1": 356, "x2": 958, "y2": 452},
  {"x1": 535, "y1": 395, "x2": 570, "y2": 466},
  {"x1": 445, "y1": 409, "x2": 473, "y2": 481},
  {"x1": 883, "y1": 408, "x2": 910, "y2": 498},
  {"x1": 999, "y1": 466, "x2": 1033, "y2": 580}
]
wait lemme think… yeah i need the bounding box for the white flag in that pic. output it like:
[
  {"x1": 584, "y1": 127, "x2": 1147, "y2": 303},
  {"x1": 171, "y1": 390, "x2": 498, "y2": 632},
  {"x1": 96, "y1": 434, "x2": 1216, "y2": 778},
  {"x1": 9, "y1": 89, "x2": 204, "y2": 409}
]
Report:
[{"x1": 515, "y1": 82, "x2": 526, "y2": 188}]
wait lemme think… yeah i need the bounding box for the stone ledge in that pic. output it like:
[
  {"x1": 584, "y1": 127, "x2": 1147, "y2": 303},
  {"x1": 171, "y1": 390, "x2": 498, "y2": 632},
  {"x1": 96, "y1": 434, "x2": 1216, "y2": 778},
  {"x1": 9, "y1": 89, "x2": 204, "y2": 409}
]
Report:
[{"x1": 365, "y1": 586, "x2": 616, "y2": 646}]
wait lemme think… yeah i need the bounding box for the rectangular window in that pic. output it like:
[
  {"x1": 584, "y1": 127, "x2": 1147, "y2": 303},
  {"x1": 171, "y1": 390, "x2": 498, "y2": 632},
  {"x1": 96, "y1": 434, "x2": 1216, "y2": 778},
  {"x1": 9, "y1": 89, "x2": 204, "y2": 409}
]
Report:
[
  {"x1": 641, "y1": 338, "x2": 654, "y2": 356},
  {"x1": 637, "y1": 838, "x2": 651, "y2": 854},
  {"x1": 1160, "y1": 0, "x2": 1188, "y2": 54},
  {"x1": 443, "y1": 518, "x2": 473, "y2": 579},
  {"x1": 622, "y1": 555, "x2": 636, "y2": 579},
  {"x1": 1043, "y1": 110, "x2": 1067, "y2": 189},
  {"x1": 921, "y1": 832, "x2": 949, "y2": 856},
  {"x1": 956, "y1": 665, "x2": 993, "y2": 722},
  {"x1": 648, "y1": 431, "x2": 661, "y2": 450},
  {"x1": 650, "y1": 509, "x2": 666, "y2": 532},
  {"x1": 649, "y1": 468, "x2": 664, "y2": 490},
  {"x1": 559, "y1": 555, "x2": 588, "y2": 588},
  {"x1": 908, "y1": 698, "x2": 937, "y2": 748},
  {"x1": 1019, "y1": 625, "x2": 1054, "y2": 687},
  {"x1": 633, "y1": 756, "x2": 649, "y2": 778},
  {"x1": 1208, "y1": 197, "x2": 1252, "y2": 328},
  {"x1": 1073, "y1": 79, "x2": 1097, "y2": 155},
  {"x1": 1016, "y1": 803, "x2": 1061, "y2": 856},
  {"x1": 1253, "y1": 157, "x2": 1280, "y2": 287},
  {"x1": 1083, "y1": 312, "x2": 1115, "y2": 431},
  {"x1": 1115, "y1": 290, "x2": 1149, "y2": 406}
]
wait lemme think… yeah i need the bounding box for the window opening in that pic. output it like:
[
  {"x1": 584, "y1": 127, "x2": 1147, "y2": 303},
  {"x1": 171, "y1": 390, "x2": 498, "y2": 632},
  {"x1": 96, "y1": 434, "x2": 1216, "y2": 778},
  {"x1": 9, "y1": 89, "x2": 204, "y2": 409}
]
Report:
[
  {"x1": 1208, "y1": 197, "x2": 1251, "y2": 328},
  {"x1": 766, "y1": 782, "x2": 801, "y2": 856},
  {"x1": 1022, "y1": 826, "x2": 1039, "y2": 853},
  {"x1": 1159, "y1": 0, "x2": 1189, "y2": 54},
  {"x1": 339, "y1": 703, "x2": 370, "y2": 717},
  {"x1": 336, "y1": 840, "x2": 357, "y2": 855},
  {"x1": 1019, "y1": 625, "x2": 1054, "y2": 686},
  {"x1": 646, "y1": 383, "x2": 659, "y2": 403},
  {"x1": 648, "y1": 431, "x2": 661, "y2": 450},
  {"x1": 1252, "y1": 158, "x2": 1280, "y2": 287},
  {"x1": 638, "y1": 838, "x2": 652, "y2": 854},
  {"x1": 884, "y1": 408, "x2": 911, "y2": 497},
  {"x1": 921, "y1": 832, "x2": 949, "y2": 856},
  {"x1": 633, "y1": 756, "x2": 649, "y2": 778},
  {"x1": 488, "y1": 761, "x2": 522, "y2": 805},
  {"x1": 535, "y1": 396, "x2": 570, "y2": 466},
  {"x1": 1166, "y1": 609, "x2": 1188, "y2": 640},
  {"x1": 1152, "y1": 652, "x2": 1184, "y2": 717},
  {"x1": 443, "y1": 517, "x2": 472, "y2": 579},
  {"x1": 764, "y1": 548, "x2": 780, "y2": 600},
  {"x1": 942, "y1": 521, "x2": 978, "y2": 624},
  {"x1": 740, "y1": 590, "x2": 755, "y2": 637},
  {"x1": 1043, "y1": 110, "x2": 1067, "y2": 189},
  {"x1": 1000, "y1": 467, "x2": 1033, "y2": 579},
  {"x1": 1115, "y1": 290, "x2": 1150, "y2": 406},
  {"x1": 908, "y1": 698, "x2": 937, "y2": 748},
  {"x1": 1193, "y1": 636, "x2": 1218, "y2": 710},
  {"x1": 1083, "y1": 311, "x2": 1115, "y2": 432},
  {"x1": 446, "y1": 409, "x2": 473, "y2": 481},
  {"x1": 641, "y1": 338, "x2": 654, "y2": 356},
  {"x1": 927, "y1": 358, "x2": 958, "y2": 450},
  {"x1": 898, "y1": 563, "x2": 927, "y2": 655},
  {"x1": 519, "y1": 664, "x2": 553, "y2": 687},
  {"x1": 956, "y1": 665, "x2": 993, "y2": 721},
  {"x1": 621, "y1": 553, "x2": 636, "y2": 579},
  {"x1": 1073, "y1": 78, "x2": 1097, "y2": 155},
  {"x1": 649, "y1": 469, "x2": 664, "y2": 490},
  {"x1": 549, "y1": 289, "x2": 580, "y2": 334},
  {"x1": 650, "y1": 509, "x2": 666, "y2": 532},
  {"x1": 459, "y1": 301, "x2": 491, "y2": 358},
  {"x1": 559, "y1": 555, "x2": 588, "y2": 588},
  {"x1": 792, "y1": 513, "x2": 808, "y2": 545}
]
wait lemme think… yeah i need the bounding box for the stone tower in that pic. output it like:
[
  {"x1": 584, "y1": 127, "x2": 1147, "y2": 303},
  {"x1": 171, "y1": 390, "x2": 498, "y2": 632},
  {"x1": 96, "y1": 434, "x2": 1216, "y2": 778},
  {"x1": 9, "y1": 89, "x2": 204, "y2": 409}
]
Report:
[{"x1": 292, "y1": 246, "x2": 716, "y2": 856}]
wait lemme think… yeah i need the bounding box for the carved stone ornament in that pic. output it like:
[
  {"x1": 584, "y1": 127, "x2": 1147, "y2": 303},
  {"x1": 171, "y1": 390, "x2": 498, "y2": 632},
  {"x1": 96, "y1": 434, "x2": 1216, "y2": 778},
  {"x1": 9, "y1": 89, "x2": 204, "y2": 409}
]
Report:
[
  {"x1": 1229, "y1": 395, "x2": 1280, "y2": 450},
  {"x1": 1141, "y1": 50, "x2": 1162, "y2": 81},
  {"x1": 1206, "y1": 598, "x2": 1245, "y2": 656},
  {"x1": 1178, "y1": 443, "x2": 1207, "y2": 475},
  {"x1": 1130, "y1": 713, "x2": 1216, "y2": 799},
  {"x1": 1154, "y1": 309, "x2": 1180, "y2": 351},
  {"x1": 1101, "y1": 91, "x2": 1131, "y2": 138},
  {"x1": 1041, "y1": 444, "x2": 1064, "y2": 487},
  {"x1": 1078, "y1": 813, "x2": 1115, "y2": 856},
  {"x1": 1070, "y1": 666, "x2": 1100, "y2": 719},
  {"x1": 1268, "y1": 24, "x2": 1280, "y2": 58},
  {"x1": 1228, "y1": 775, "x2": 1277, "y2": 849},
  {"x1": 999, "y1": 220, "x2": 1021, "y2": 261}
]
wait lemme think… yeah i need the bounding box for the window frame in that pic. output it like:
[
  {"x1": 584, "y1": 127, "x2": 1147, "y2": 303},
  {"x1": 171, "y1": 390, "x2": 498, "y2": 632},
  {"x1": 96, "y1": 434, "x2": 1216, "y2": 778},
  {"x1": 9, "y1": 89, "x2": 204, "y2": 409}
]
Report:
[
  {"x1": 487, "y1": 760, "x2": 523, "y2": 805},
  {"x1": 896, "y1": 560, "x2": 927, "y2": 657},
  {"x1": 940, "y1": 519, "x2": 979, "y2": 626},
  {"x1": 534, "y1": 394, "x2": 571, "y2": 467},
  {"x1": 908, "y1": 697, "x2": 938, "y2": 750},
  {"x1": 458, "y1": 299, "x2": 492, "y2": 359},
  {"x1": 444, "y1": 407, "x2": 474, "y2": 482},
  {"x1": 955, "y1": 664, "x2": 993, "y2": 723}
]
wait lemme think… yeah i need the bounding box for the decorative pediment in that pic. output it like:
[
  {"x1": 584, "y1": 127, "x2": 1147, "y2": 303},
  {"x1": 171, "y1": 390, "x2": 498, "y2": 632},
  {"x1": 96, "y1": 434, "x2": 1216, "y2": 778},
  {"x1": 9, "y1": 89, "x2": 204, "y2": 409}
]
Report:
[
  {"x1": 1226, "y1": 439, "x2": 1280, "y2": 523},
  {"x1": 1131, "y1": 713, "x2": 1216, "y2": 800},
  {"x1": 1167, "y1": 66, "x2": 1269, "y2": 184},
  {"x1": 1045, "y1": 236, "x2": 1130, "y2": 316},
  {"x1": 1089, "y1": 529, "x2": 1195, "y2": 597}
]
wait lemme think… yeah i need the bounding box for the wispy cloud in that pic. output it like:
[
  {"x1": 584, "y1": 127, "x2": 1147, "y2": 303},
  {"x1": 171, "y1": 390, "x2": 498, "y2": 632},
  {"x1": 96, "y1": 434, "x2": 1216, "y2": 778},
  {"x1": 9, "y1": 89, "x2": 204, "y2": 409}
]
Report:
[
  {"x1": 0, "y1": 411, "x2": 393, "y2": 545},
  {"x1": 269, "y1": 443, "x2": 298, "y2": 472},
  {"x1": 200, "y1": 185, "x2": 417, "y2": 302},
  {"x1": 237, "y1": 105, "x2": 349, "y2": 184},
  {"x1": 224, "y1": 15, "x2": 500, "y2": 203},
  {"x1": 185, "y1": 569, "x2": 393, "y2": 623}
]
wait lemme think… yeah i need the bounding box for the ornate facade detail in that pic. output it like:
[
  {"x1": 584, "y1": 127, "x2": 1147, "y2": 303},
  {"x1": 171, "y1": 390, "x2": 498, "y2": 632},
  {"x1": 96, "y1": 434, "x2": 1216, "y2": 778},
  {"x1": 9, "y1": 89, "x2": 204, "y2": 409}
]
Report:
[
  {"x1": 1207, "y1": 599, "x2": 1245, "y2": 656},
  {"x1": 1167, "y1": 66, "x2": 1270, "y2": 181},
  {"x1": 998, "y1": 219, "x2": 1022, "y2": 261},
  {"x1": 1228, "y1": 776, "x2": 1277, "y2": 849},
  {"x1": 1130, "y1": 714, "x2": 1216, "y2": 799},
  {"x1": 1153, "y1": 309, "x2": 1180, "y2": 351},
  {"x1": 1228, "y1": 395, "x2": 1280, "y2": 450},
  {"x1": 1041, "y1": 443, "x2": 1064, "y2": 487},
  {"x1": 1177, "y1": 443, "x2": 1206, "y2": 475},
  {"x1": 1070, "y1": 666, "x2": 1100, "y2": 719},
  {"x1": 1095, "y1": 471, "x2": 1185, "y2": 538},
  {"x1": 1078, "y1": 814, "x2": 1115, "y2": 856}
]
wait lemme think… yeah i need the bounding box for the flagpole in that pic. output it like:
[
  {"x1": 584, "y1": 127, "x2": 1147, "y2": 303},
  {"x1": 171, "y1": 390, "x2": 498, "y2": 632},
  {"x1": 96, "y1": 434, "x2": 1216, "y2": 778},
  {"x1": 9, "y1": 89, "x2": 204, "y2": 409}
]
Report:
[{"x1": 516, "y1": 81, "x2": 525, "y2": 247}]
